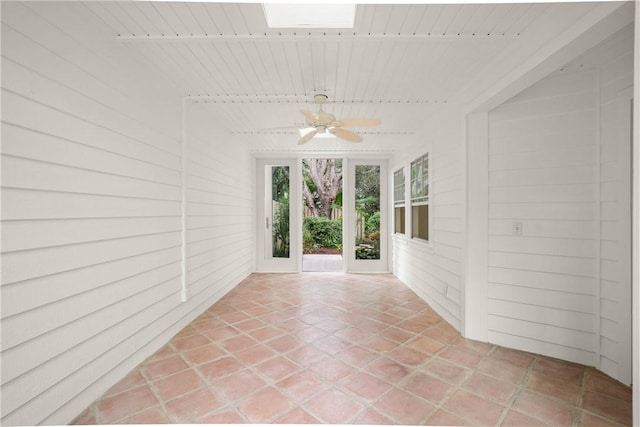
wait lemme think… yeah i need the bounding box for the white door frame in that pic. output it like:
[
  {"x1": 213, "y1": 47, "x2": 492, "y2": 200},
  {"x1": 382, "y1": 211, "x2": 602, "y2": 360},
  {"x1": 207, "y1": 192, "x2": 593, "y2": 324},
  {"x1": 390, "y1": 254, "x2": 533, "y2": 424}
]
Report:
[{"x1": 345, "y1": 158, "x2": 389, "y2": 273}]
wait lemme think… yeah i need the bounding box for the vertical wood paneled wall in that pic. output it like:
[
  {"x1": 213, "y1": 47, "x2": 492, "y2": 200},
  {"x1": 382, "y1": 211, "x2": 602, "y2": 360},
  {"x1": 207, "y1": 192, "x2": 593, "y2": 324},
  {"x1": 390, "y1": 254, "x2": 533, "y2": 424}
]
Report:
[
  {"x1": 486, "y1": 27, "x2": 633, "y2": 379},
  {"x1": 0, "y1": 3, "x2": 254, "y2": 425}
]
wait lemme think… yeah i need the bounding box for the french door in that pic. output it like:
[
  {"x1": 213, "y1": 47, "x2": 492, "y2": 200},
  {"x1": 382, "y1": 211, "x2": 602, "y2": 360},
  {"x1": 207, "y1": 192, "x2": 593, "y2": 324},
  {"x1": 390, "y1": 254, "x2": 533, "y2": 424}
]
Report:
[
  {"x1": 256, "y1": 159, "x2": 300, "y2": 272},
  {"x1": 256, "y1": 158, "x2": 388, "y2": 273},
  {"x1": 345, "y1": 159, "x2": 388, "y2": 272}
]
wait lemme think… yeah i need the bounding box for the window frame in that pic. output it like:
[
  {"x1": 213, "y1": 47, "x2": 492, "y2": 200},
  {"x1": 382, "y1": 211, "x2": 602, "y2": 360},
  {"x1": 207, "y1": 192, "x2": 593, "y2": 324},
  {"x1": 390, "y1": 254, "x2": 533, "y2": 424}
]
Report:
[
  {"x1": 410, "y1": 153, "x2": 430, "y2": 243},
  {"x1": 393, "y1": 167, "x2": 406, "y2": 235}
]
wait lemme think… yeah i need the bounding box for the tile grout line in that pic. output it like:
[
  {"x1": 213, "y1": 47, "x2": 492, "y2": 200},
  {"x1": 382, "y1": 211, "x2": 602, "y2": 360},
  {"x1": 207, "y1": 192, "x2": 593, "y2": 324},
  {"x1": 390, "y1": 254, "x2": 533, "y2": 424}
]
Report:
[
  {"x1": 573, "y1": 365, "x2": 588, "y2": 427},
  {"x1": 198, "y1": 299, "x2": 361, "y2": 423},
  {"x1": 171, "y1": 340, "x2": 249, "y2": 423},
  {"x1": 132, "y1": 344, "x2": 180, "y2": 424},
  {"x1": 494, "y1": 352, "x2": 541, "y2": 426},
  {"x1": 275, "y1": 288, "x2": 490, "y2": 425},
  {"x1": 82, "y1": 273, "x2": 632, "y2": 426},
  {"x1": 407, "y1": 344, "x2": 491, "y2": 426}
]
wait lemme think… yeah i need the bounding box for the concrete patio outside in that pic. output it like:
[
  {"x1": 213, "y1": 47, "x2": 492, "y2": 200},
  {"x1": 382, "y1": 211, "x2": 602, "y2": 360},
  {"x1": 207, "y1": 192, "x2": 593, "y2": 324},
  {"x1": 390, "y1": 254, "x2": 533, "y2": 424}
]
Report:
[{"x1": 302, "y1": 254, "x2": 343, "y2": 272}]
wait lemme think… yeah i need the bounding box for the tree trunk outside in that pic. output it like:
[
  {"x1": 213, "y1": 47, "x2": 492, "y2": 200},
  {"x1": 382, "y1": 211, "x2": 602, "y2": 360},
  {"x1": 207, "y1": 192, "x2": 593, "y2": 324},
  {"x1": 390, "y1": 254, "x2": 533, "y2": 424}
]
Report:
[{"x1": 302, "y1": 158, "x2": 342, "y2": 218}]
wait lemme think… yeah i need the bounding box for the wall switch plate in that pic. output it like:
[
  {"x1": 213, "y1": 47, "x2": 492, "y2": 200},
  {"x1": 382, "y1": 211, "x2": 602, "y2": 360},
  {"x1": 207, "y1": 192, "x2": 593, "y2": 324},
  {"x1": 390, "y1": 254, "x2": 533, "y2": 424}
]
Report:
[{"x1": 512, "y1": 221, "x2": 523, "y2": 236}]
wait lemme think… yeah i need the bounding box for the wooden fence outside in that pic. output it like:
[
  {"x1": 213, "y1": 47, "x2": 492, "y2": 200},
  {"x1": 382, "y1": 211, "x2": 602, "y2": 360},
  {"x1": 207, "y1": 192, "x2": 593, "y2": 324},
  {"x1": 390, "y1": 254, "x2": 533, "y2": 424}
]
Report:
[
  {"x1": 302, "y1": 207, "x2": 368, "y2": 240},
  {"x1": 303, "y1": 206, "x2": 343, "y2": 220}
]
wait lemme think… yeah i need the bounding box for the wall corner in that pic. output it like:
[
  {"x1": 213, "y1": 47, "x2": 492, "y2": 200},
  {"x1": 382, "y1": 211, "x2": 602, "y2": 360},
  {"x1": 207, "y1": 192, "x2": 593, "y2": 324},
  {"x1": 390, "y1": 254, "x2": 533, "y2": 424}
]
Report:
[{"x1": 462, "y1": 111, "x2": 490, "y2": 342}]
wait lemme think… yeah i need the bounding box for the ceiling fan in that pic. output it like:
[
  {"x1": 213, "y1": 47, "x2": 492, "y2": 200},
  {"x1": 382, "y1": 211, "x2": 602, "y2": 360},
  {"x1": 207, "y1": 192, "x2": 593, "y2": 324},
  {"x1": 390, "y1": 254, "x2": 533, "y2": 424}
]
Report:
[{"x1": 293, "y1": 94, "x2": 381, "y2": 145}]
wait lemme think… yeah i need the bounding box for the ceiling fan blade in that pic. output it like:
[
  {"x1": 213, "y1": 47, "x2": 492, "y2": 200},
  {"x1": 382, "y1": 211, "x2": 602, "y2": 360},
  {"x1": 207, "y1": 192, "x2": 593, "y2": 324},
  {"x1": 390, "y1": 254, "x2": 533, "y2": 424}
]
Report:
[
  {"x1": 298, "y1": 129, "x2": 317, "y2": 145},
  {"x1": 330, "y1": 128, "x2": 362, "y2": 143},
  {"x1": 338, "y1": 118, "x2": 381, "y2": 128},
  {"x1": 300, "y1": 109, "x2": 316, "y2": 125},
  {"x1": 317, "y1": 111, "x2": 336, "y2": 124}
]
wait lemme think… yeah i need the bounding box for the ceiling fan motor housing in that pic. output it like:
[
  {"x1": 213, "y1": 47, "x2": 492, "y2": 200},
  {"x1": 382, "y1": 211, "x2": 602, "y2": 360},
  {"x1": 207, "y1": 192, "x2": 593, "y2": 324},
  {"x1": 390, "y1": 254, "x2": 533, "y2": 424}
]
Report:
[{"x1": 314, "y1": 94, "x2": 329, "y2": 104}]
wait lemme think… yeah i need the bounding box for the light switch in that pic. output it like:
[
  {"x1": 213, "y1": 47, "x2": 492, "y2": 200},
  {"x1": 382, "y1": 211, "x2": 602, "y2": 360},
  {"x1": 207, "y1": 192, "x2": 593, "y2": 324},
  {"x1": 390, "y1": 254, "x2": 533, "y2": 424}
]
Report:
[{"x1": 512, "y1": 221, "x2": 523, "y2": 236}]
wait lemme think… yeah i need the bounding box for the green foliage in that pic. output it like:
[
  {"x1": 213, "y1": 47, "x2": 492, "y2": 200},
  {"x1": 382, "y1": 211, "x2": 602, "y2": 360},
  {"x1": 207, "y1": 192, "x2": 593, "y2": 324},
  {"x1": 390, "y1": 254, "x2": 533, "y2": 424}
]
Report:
[
  {"x1": 272, "y1": 166, "x2": 289, "y2": 200},
  {"x1": 355, "y1": 165, "x2": 380, "y2": 217},
  {"x1": 272, "y1": 196, "x2": 290, "y2": 258},
  {"x1": 355, "y1": 245, "x2": 380, "y2": 259},
  {"x1": 356, "y1": 210, "x2": 380, "y2": 260},
  {"x1": 304, "y1": 174, "x2": 318, "y2": 194},
  {"x1": 365, "y1": 211, "x2": 380, "y2": 235},
  {"x1": 355, "y1": 195, "x2": 378, "y2": 218},
  {"x1": 303, "y1": 230, "x2": 314, "y2": 253},
  {"x1": 271, "y1": 166, "x2": 290, "y2": 258},
  {"x1": 331, "y1": 191, "x2": 343, "y2": 208},
  {"x1": 303, "y1": 216, "x2": 342, "y2": 251}
]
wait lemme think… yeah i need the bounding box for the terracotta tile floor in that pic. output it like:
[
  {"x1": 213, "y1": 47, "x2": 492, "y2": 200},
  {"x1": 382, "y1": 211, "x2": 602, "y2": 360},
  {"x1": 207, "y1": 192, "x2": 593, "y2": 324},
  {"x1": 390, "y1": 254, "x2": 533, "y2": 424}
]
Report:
[{"x1": 72, "y1": 273, "x2": 632, "y2": 425}]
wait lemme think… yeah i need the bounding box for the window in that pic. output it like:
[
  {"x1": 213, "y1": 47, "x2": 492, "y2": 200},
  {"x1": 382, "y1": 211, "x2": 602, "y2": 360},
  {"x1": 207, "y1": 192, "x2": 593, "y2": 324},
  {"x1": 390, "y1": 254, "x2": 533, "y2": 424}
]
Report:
[
  {"x1": 410, "y1": 153, "x2": 429, "y2": 241},
  {"x1": 393, "y1": 168, "x2": 405, "y2": 234}
]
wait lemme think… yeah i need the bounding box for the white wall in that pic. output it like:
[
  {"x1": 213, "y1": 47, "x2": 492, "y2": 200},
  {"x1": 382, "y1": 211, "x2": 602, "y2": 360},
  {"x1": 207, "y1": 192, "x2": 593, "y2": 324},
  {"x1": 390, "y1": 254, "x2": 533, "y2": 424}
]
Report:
[
  {"x1": 485, "y1": 27, "x2": 634, "y2": 379},
  {"x1": 487, "y1": 68, "x2": 599, "y2": 366},
  {"x1": 0, "y1": 3, "x2": 253, "y2": 425},
  {"x1": 185, "y1": 106, "x2": 254, "y2": 307},
  {"x1": 387, "y1": 6, "x2": 634, "y2": 386},
  {"x1": 392, "y1": 111, "x2": 466, "y2": 330},
  {"x1": 595, "y1": 27, "x2": 634, "y2": 383}
]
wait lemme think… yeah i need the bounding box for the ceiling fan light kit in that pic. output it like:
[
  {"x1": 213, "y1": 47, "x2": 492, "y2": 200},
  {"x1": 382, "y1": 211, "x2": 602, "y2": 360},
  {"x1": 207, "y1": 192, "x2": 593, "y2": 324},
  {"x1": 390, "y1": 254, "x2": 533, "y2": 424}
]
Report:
[{"x1": 294, "y1": 94, "x2": 381, "y2": 145}]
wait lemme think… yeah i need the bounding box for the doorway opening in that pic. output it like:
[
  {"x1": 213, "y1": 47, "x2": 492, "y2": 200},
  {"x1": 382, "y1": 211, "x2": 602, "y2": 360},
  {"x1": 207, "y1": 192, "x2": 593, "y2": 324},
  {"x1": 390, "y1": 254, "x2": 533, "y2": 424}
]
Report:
[{"x1": 301, "y1": 158, "x2": 343, "y2": 272}]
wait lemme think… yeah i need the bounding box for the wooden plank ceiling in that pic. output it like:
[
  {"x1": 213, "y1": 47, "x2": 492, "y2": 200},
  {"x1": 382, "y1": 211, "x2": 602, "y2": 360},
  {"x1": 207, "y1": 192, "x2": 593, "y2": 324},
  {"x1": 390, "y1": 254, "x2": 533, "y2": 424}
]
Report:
[{"x1": 81, "y1": 2, "x2": 598, "y2": 152}]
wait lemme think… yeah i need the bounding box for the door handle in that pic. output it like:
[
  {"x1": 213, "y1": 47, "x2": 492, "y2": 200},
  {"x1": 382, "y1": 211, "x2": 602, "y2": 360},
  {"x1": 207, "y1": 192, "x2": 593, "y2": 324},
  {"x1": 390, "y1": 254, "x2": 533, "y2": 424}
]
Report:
[{"x1": 266, "y1": 217, "x2": 270, "y2": 229}]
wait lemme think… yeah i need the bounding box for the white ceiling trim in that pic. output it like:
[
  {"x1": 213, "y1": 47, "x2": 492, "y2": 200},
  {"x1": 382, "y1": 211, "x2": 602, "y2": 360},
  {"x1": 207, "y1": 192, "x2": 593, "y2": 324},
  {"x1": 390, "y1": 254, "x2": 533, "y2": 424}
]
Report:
[
  {"x1": 144, "y1": 0, "x2": 612, "y2": 4},
  {"x1": 187, "y1": 95, "x2": 448, "y2": 104},
  {"x1": 232, "y1": 130, "x2": 416, "y2": 134},
  {"x1": 116, "y1": 33, "x2": 522, "y2": 40}
]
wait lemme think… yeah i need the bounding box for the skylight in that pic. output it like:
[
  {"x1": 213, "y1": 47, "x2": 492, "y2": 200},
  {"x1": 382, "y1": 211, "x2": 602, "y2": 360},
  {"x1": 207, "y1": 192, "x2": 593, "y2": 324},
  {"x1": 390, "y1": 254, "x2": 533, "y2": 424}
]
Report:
[{"x1": 263, "y1": 4, "x2": 356, "y2": 29}]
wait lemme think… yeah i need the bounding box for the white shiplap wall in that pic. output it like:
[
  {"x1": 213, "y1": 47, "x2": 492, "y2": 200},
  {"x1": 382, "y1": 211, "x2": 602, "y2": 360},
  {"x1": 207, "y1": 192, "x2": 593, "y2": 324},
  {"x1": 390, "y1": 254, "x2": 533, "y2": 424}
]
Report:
[
  {"x1": 487, "y1": 68, "x2": 599, "y2": 366},
  {"x1": 486, "y1": 26, "x2": 634, "y2": 375},
  {"x1": 595, "y1": 27, "x2": 634, "y2": 383},
  {"x1": 392, "y1": 112, "x2": 465, "y2": 330},
  {"x1": 0, "y1": 3, "x2": 254, "y2": 425},
  {"x1": 185, "y1": 106, "x2": 254, "y2": 308}
]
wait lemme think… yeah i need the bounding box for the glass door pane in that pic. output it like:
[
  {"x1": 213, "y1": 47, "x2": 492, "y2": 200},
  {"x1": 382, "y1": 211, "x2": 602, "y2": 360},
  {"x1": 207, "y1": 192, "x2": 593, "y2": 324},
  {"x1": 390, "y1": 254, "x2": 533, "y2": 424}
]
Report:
[
  {"x1": 270, "y1": 166, "x2": 290, "y2": 258},
  {"x1": 256, "y1": 159, "x2": 299, "y2": 272},
  {"x1": 355, "y1": 164, "x2": 380, "y2": 260},
  {"x1": 346, "y1": 159, "x2": 387, "y2": 273}
]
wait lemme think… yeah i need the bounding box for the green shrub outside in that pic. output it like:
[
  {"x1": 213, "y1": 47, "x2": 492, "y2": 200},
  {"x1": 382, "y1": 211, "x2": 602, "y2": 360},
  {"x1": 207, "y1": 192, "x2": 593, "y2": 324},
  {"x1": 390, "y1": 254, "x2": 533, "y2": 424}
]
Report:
[
  {"x1": 303, "y1": 216, "x2": 342, "y2": 250},
  {"x1": 365, "y1": 211, "x2": 380, "y2": 235}
]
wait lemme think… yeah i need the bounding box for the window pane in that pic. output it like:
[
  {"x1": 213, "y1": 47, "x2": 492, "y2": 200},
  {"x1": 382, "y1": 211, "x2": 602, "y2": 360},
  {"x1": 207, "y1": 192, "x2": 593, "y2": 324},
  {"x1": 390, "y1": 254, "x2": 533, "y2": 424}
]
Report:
[
  {"x1": 394, "y1": 206, "x2": 405, "y2": 234},
  {"x1": 271, "y1": 166, "x2": 290, "y2": 258},
  {"x1": 393, "y1": 168, "x2": 405, "y2": 204},
  {"x1": 410, "y1": 153, "x2": 429, "y2": 202},
  {"x1": 412, "y1": 204, "x2": 429, "y2": 240},
  {"x1": 355, "y1": 165, "x2": 380, "y2": 260}
]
